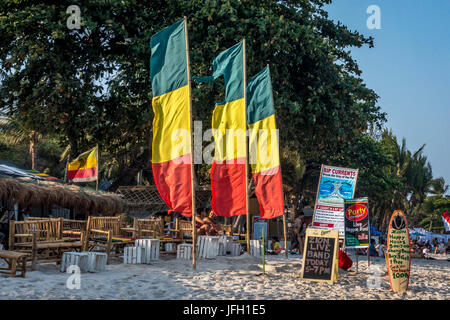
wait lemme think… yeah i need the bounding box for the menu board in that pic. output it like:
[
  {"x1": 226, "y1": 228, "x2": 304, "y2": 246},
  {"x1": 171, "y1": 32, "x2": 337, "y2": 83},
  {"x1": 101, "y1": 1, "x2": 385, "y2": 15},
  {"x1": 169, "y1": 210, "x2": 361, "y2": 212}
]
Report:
[
  {"x1": 387, "y1": 210, "x2": 411, "y2": 292},
  {"x1": 301, "y1": 228, "x2": 339, "y2": 284},
  {"x1": 312, "y1": 165, "x2": 359, "y2": 237}
]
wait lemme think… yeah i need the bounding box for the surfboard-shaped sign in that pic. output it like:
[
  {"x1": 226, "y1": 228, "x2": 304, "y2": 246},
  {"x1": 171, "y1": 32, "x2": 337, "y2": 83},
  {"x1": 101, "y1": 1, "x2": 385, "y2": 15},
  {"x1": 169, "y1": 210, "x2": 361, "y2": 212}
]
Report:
[{"x1": 386, "y1": 210, "x2": 411, "y2": 292}]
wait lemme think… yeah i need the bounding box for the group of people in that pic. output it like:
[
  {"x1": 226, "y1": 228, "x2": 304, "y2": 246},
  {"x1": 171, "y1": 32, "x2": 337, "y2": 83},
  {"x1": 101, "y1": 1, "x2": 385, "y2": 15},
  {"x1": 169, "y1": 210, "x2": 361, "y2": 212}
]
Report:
[
  {"x1": 195, "y1": 208, "x2": 223, "y2": 236},
  {"x1": 412, "y1": 238, "x2": 450, "y2": 256}
]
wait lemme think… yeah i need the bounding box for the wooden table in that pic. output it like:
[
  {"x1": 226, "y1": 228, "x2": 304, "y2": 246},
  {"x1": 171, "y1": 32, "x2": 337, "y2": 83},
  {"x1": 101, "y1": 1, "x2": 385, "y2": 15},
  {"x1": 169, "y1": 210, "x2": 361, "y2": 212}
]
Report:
[{"x1": 0, "y1": 250, "x2": 29, "y2": 277}]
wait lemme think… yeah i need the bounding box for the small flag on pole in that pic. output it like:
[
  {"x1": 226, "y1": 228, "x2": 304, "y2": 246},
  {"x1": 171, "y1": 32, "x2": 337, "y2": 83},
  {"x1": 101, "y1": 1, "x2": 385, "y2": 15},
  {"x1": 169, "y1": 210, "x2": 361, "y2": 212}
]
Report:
[
  {"x1": 67, "y1": 147, "x2": 98, "y2": 183},
  {"x1": 442, "y1": 210, "x2": 450, "y2": 232}
]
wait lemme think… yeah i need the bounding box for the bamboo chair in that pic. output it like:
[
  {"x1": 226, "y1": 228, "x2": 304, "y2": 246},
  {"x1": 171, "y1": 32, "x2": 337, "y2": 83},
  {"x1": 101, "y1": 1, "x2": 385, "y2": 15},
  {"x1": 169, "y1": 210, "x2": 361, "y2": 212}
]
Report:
[
  {"x1": 173, "y1": 219, "x2": 193, "y2": 241},
  {"x1": 83, "y1": 216, "x2": 132, "y2": 262},
  {"x1": 133, "y1": 217, "x2": 164, "y2": 239}
]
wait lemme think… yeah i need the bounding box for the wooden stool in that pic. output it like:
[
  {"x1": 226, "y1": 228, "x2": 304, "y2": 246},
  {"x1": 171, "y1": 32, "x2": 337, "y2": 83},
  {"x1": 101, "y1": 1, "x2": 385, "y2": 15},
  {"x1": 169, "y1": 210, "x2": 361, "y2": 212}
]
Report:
[
  {"x1": 135, "y1": 239, "x2": 160, "y2": 262},
  {"x1": 250, "y1": 240, "x2": 263, "y2": 257},
  {"x1": 123, "y1": 246, "x2": 146, "y2": 264},
  {"x1": 0, "y1": 250, "x2": 29, "y2": 278},
  {"x1": 87, "y1": 252, "x2": 107, "y2": 272},
  {"x1": 218, "y1": 236, "x2": 233, "y2": 256},
  {"x1": 176, "y1": 244, "x2": 192, "y2": 260},
  {"x1": 61, "y1": 252, "x2": 91, "y2": 273},
  {"x1": 197, "y1": 236, "x2": 220, "y2": 259},
  {"x1": 228, "y1": 243, "x2": 241, "y2": 256}
]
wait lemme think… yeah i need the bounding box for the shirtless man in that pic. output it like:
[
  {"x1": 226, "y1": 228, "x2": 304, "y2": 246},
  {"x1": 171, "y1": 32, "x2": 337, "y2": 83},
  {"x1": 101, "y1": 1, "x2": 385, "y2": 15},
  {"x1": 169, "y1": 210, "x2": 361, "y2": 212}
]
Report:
[{"x1": 196, "y1": 209, "x2": 222, "y2": 236}]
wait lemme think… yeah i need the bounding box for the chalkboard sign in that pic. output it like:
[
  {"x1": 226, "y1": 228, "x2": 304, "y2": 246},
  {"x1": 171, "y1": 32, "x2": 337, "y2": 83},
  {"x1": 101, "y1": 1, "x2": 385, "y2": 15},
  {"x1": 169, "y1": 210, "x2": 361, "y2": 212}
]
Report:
[{"x1": 301, "y1": 228, "x2": 339, "y2": 284}]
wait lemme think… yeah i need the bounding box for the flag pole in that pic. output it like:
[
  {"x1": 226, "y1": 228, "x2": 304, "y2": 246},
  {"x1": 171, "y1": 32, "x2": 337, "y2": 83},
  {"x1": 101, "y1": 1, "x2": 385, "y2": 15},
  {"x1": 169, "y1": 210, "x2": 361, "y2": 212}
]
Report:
[
  {"x1": 64, "y1": 150, "x2": 70, "y2": 183},
  {"x1": 243, "y1": 39, "x2": 251, "y2": 253},
  {"x1": 267, "y1": 64, "x2": 288, "y2": 259},
  {"x1": 96, "y1": 144, "x2": 99, "y2": 191},
  {"x1": 184, "y1": 16, "x2": 197, "y2": 270}
]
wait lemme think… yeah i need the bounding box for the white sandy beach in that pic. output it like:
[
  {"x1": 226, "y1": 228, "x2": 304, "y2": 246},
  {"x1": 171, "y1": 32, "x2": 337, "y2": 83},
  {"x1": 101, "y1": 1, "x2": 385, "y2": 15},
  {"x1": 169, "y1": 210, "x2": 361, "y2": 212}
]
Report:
[{"x1": 0, "y1": 253, "x2": 448, "y2": 300}]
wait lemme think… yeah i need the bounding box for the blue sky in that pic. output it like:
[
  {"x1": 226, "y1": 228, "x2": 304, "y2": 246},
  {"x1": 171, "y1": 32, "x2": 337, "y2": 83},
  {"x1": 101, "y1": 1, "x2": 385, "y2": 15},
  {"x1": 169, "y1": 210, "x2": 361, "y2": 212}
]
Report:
[{"x1": 325, "y1": 0, "x2": 450, "y2": 188}]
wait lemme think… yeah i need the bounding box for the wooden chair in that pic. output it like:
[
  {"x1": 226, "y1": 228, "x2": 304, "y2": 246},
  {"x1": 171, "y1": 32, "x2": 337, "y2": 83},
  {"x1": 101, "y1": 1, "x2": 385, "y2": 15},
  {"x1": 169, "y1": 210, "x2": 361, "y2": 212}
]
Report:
[
  {"x1": 133, "y1": 217, "x2": 164, "y2": 238},
  {"x1": 9, "y1": 219, "x2": 84, "y2": 268},
  {"x1": 83, "y1": 216, "x2": 133, "y2": 262},
  {"x1": 173, "y1": 218, "x2": 193, "y2": 241}
]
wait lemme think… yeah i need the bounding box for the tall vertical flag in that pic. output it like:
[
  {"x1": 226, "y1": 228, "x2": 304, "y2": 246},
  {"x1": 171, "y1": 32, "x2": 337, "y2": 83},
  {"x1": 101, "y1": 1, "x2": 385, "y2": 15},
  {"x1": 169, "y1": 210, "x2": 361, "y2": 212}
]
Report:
[
  {"x1": 67, "y1": 147, "x2": 98, "y2": 183},
  {"x1": 442, "y1": 210, "x2": 450, "y2": 232},
  {"x1": 247, "y1": 66, "x2": 284, "y2": 219},
  {"x1": 150, "y1": 19, "x2": 193, "y2": 217},
  {"x1": 195, "y1": 42, "x2": 247, "y2": 217}
]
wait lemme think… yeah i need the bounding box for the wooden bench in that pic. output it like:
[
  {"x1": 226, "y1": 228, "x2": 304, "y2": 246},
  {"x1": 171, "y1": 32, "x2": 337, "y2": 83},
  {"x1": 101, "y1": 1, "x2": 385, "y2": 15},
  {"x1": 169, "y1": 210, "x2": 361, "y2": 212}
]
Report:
[
  {"x1": 83, "y1": 216, "x2": 133, "y2": 262},
  {"x1": 0, "y1": 250, "x2": 29, "y2": 277},
  {"x1": 25, "y1": 217, "x2": 86, "y2": 239},
  {"x1": 9, "y1": 219, "x2": 84, "y2": 268}
]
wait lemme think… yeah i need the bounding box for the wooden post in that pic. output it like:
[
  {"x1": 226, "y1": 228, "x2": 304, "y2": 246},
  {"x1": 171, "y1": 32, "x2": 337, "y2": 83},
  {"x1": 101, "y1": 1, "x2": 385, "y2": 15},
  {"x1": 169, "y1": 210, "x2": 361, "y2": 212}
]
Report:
[
  {"x1": 243, "y1": 39, "x2": 251, "y2": 253},
  {"x1": 262, "y1": 227, "x2": 265, "y2": 275},
  {"x1": 282, "y1": 214, "x2": 288, "y2": 258},
  {"x1": 356, "y1": 250, "x2": 359, "y2": 273},
  {"x1": 64, "y1": 151, "x2": 70, "y2": 183},
  {"x1": 96, "y1": 145, "x2": 99, "y2": 191},
  {"x1": 184, "y1": 16, "x2": 197, "y2": 270},
  {"x1": 267, "y1": 65, "x2": 288, "y2": 259}
]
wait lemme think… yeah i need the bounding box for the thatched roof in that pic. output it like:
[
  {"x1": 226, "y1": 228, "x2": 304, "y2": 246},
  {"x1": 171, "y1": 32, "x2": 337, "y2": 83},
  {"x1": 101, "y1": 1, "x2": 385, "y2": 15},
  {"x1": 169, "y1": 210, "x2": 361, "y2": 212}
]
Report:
[
  {"x1": 0, "y1": 177, "x2": 125, "y2": 215},
  {"x1": 116, "y1": 185, "x2": 212, "y2": 213}
]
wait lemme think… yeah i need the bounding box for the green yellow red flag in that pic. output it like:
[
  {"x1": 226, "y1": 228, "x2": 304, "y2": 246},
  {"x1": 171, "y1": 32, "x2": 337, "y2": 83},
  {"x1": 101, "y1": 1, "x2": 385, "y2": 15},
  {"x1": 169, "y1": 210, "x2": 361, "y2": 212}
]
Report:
[
  {"x1": 67, "y1": 147, "x2": 98, "y2": 183},
  {"x1": 195, "y1": 42, "x2": 247, "y2": 217},
  {"x1": 150, "y1": 19, "x2": 193, "y2": 217},
  {"x1": 247, "y1": 66, "x2": 284, "y2": 219}
]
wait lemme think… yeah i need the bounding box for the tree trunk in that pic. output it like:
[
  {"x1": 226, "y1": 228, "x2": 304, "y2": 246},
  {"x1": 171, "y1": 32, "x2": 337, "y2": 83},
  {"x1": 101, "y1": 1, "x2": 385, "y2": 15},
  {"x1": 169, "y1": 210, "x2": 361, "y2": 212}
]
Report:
[{"x1": 29, "y1": 132, "x2": 39, "y2": 170}]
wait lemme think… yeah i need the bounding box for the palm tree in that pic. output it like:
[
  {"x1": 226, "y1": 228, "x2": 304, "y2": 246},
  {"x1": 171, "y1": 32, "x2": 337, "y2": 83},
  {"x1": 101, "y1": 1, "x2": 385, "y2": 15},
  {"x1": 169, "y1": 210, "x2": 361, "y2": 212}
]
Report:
[
  {"x1": 379, "y1": 129, "x2": 433, "y2": 229},
  {"x1": 0, "y1": 117, "x2": 42, "y2": 170},
  {"x1": 419, "y1": 178, "x2": 449, "y2": 231}
]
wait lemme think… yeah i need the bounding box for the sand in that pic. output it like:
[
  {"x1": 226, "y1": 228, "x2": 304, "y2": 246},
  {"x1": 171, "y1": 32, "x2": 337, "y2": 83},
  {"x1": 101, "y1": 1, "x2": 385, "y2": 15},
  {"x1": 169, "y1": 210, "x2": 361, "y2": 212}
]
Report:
[{"x1": 0, "y1": 253, "x2": 448, "y2": 300}]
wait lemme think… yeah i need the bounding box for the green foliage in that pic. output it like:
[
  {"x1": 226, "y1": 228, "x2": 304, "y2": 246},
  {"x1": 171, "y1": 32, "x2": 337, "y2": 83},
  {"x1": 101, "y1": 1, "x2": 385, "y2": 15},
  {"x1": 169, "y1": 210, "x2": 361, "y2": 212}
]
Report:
[{"x1": 0, "y1": 1, "x2": 446, "y2": 229}]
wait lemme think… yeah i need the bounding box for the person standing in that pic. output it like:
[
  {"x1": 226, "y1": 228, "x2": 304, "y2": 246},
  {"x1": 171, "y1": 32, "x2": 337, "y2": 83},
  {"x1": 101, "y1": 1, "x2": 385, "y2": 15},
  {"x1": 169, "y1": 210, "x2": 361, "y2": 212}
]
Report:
[
  {"x1": 294, "y1": 211, "x2": 306, "y2": 254},
  {"x1": 369, "y1": 239, "x2": 377, "y2": 257}
]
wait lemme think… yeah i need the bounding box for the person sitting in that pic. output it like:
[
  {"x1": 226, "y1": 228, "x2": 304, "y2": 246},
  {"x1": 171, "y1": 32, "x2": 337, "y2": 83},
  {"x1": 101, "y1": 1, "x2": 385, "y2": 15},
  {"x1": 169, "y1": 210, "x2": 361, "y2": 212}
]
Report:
[
  {"x1": 268, "y1": 236, "x2": 283, "y2": 255},
  {"x1": 196, "y1": 209, "x2": 222, "y2": 236},
  {"x1": 376, "y1": 240, "x2": 386, "y2": 258},
  {"x1": 369, "y1": 239, "x2": 378, "y2": 257},
  {"x1": 196, "y1": 208, "x2": 208, "y2": 235}
]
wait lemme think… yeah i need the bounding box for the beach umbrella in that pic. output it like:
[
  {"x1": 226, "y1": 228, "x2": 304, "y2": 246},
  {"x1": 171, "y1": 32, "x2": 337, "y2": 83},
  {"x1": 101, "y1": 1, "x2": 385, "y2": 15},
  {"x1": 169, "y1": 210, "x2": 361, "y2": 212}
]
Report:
[{"x1": 411, "y1": 232, "x2": 426, "y2": 237}]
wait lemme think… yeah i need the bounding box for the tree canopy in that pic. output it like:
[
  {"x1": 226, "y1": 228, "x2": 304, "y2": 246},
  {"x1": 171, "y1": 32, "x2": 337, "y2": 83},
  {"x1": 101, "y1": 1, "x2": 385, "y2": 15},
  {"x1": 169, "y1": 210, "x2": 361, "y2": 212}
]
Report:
[{"x1": 0, "y1": 0, "x2": 447, "y2": 231}]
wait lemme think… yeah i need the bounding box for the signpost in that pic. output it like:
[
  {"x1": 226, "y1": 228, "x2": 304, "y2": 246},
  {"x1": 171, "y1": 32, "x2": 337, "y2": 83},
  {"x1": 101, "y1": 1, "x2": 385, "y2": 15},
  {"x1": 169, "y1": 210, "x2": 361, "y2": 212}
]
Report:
[
  {"x1": 301, "y1": 228, "x2": 339, "y2": 284},
  {"x1": 253, "y1": 217, "x2": 268, "y2": 241},
  {"x1": 312, "y1": 165, "x2": 359, "y2": 238},
  {"x1": 344, "y1": 197, "x2": 370, "y2": 273},
  {"x1": 386, "y1": 210, "x2": 411, "y2": 292},
  {"x1": 344, "y1": 198, "x2": 370, "y2": 248}
]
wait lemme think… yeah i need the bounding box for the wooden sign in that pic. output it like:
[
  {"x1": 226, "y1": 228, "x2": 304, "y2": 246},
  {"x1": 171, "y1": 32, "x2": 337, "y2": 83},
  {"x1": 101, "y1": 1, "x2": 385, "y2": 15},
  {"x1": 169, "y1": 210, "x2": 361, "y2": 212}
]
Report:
[
  {"x1": 301, "y1": 228, "x2": 339, "y2": 284},
  {"x1": 386, "y1": 210, "x2": 411, "y2": 292}
]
